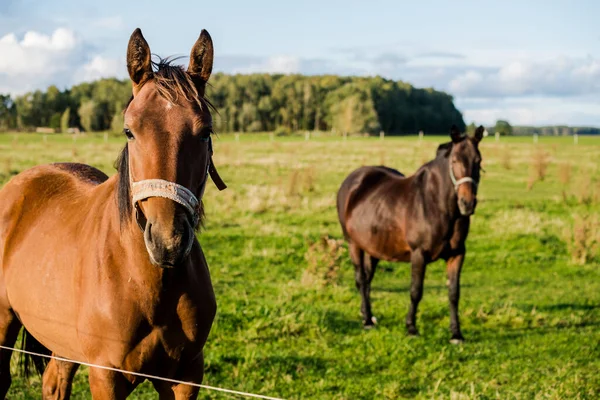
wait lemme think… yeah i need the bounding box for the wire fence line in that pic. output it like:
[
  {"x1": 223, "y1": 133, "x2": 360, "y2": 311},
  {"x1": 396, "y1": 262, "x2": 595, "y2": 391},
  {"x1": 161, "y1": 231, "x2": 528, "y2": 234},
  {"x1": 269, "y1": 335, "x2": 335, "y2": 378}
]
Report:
[{"x1": 0, "y1": 345, "x2": 285, "y2": 400}]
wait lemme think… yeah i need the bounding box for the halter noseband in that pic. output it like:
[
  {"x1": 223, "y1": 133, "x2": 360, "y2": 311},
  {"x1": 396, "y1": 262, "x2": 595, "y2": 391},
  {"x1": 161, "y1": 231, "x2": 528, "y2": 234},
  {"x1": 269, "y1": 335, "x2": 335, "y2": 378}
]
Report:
[
  {"x1": 449, "y1": 158, "x2": 478, "y2": 192},
  {"x1": 129, "y1": 136, "x2": 227, "y2": 231}
]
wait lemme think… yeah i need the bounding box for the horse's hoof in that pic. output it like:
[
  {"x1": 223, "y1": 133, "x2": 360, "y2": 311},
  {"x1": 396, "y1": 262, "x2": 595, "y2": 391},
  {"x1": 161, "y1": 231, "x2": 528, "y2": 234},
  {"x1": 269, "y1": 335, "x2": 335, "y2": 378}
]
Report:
[
  {"x1": 363, "y1": 316, "x2": 377, "y2": 329},
  {"x1": 407, "y1": 327, "x2": 419, "y2": 337},
  {"x1": 450, "y1": 337, "x2": 464, "y2": 345}
]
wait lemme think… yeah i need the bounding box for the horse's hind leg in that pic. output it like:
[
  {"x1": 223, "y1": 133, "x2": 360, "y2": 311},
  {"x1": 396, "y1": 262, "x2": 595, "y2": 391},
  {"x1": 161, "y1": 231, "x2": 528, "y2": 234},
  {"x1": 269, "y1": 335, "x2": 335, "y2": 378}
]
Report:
[
  {"x1": 42, "y1": 358, "x2": 79, "y2": 399},
  {"x1": 0, "y1": 314, "x2": 21, "y2": 398},
  {"x1": 350, "y1": 242, "x2": 376, "y2": 327},
  {"x1": 406, "y1": 250, "x2": 426, "y2": 336}
]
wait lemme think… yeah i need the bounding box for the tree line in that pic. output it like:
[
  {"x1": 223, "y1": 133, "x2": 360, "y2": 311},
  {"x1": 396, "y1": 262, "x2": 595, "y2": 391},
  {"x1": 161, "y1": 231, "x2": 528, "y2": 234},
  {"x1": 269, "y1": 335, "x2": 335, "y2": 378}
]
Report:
[
  {"x1": 0, "y1": 73, "x2": 468, "y2": 135},
  {"x1": 467, "y1": 120, "x2": 600, "y2": 136}
]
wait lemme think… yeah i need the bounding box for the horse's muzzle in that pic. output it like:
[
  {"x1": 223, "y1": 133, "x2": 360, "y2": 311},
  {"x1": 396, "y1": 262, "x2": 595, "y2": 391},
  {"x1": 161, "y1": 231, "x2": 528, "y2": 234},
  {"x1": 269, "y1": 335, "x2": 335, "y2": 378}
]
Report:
[
  {"x1": 143, "y1": 216, "x2": 194, "y2": 267},
  {"x1": 458, "y1": 197, "x2": 477, "y2": 216}
]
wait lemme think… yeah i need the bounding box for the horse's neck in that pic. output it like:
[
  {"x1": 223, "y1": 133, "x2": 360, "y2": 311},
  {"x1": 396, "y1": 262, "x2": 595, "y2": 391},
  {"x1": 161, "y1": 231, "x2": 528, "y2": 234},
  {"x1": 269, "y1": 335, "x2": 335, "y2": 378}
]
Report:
[{"x1": 418, "y1": 157, "x2": 459, "y2": 219}]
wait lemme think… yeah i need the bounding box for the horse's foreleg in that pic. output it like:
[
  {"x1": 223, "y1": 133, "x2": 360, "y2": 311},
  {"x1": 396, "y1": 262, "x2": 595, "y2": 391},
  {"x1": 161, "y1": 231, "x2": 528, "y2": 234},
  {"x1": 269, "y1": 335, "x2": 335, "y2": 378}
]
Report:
[
  {"x1": 88, "y1": 367, "x2": 134, "y2": 400},
  {"x1": 447, "y1": 252, "x2": 465, "y2": 344},
  {"x1": 406, "y1": 250, "x2": 426, "y2": 336},
  {"x1": 0, "y1": 310, "x2": 21, "y2": 399},
  {"x1": 152, "y1": 352, "x2": 204, "y2": 400},
  {"x1": 42, "y1": 358, "x2": 79, "y2": 400}
]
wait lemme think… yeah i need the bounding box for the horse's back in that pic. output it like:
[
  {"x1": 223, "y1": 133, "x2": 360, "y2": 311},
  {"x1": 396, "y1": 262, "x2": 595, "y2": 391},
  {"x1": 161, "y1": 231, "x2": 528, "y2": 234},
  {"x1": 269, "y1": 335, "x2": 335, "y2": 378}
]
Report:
[
  {"x1": 0, "y1": 163, "x2": 111, "y2": 358},
  {"x1": 0, "y1": 163, "x2": 108, "y2": 266},
  {"x1": 337, "y1": 165, "x2": 404, "y2": 228},
  {"x1": 337, "y1": 165, "x2": 413, "y2": 261}
]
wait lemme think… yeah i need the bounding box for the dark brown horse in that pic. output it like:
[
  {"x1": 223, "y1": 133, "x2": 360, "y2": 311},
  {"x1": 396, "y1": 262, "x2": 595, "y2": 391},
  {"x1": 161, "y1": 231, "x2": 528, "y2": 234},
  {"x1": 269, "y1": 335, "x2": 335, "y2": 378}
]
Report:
[
  {"x1": 337, "y1": 126, "x2": 485, "y2": 343},
  {"x1": 0, "y1": 28, "x2": 226, "y2": 398}
]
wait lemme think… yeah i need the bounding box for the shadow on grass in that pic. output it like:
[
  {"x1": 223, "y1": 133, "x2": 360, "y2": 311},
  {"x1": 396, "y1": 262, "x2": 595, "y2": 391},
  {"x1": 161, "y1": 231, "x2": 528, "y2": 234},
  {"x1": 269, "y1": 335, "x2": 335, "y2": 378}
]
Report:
[
  {"x1": 373, "y1": 283, "x2": 472, "y2": 294},
  {"x1": 321, "y1": 310, "x2": 363, "y2": 335},
  {"x1": 536, "y1": 303, "x2": 600, "y2": 312},
  {"x1": 471, "y1": 320, "x2": 600, "y2": 344}
]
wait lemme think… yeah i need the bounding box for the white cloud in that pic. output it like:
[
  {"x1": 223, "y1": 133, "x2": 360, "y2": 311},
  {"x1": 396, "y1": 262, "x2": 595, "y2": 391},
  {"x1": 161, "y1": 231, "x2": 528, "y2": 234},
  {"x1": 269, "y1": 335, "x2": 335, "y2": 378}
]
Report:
[
  {"x1": 458, "y1": 96, "x2": 600, "y2": 126},
  {"x1": 448, "y1": 56, "x2": 600, "y2": 98},
  {"x1": 0, "y1": 28, "x2": 123, "y2": 95},
  {"x1": 234, "y1": 55, "x2": 301, "y2": 74},
  {"x1": 77, "y1": 55, "x2": 124, "y2": 82},
  {"x1": 0, "y1": 28, "x2": 77, "y2": 78}
]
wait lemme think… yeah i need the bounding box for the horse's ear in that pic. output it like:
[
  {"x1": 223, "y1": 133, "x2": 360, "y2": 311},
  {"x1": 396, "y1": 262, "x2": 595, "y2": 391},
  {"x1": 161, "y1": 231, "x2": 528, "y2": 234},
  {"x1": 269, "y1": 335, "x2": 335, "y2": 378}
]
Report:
[
  {"x1": 473, "y1": 125, "x2": 485, "y2": 144},
  {"x1": 127, "y1": 28, "x2": 153, "y2": 92},
  {"x1": 188, "y1": 30, "x2": 214, "y2": 88},
  {"x1": 450, "y1": 125, "x2": 463, "y2": 143}
]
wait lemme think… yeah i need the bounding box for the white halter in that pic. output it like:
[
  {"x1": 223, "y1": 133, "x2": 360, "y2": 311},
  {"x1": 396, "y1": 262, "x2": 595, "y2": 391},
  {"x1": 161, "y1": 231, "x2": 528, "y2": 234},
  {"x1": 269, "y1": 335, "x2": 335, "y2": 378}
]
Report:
[{"x1": 449, "y1": 159, "x2": 478, "y2": 192}]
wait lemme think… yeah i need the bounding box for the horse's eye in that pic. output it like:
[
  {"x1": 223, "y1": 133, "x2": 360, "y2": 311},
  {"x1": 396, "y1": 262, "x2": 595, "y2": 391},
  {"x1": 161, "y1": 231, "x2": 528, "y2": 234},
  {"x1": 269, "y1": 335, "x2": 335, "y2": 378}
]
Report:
[
  {"x1": 200, "y1": 127, "x2": 212, "y2": 139},
  {"x1": 123, "y1": 128, "x2": 134, "y2": 140}
]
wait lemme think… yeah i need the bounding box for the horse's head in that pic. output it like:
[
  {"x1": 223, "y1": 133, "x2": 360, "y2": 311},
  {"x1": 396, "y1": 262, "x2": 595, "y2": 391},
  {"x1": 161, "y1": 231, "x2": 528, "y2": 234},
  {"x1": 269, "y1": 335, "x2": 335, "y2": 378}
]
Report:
[
  {"x1": 120, "y1": 28, "x2": 225, "y2": 267},
  {"x1": 448, "y1": 124, "x2": 484, "y2": 216}
]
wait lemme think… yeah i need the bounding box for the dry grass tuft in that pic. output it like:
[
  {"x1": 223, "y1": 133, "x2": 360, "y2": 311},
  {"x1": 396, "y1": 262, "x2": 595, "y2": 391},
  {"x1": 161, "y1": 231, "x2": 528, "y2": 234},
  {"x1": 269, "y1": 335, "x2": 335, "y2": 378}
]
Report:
[
  {"x1": 558, "y1": 162, "x2": 571, "y2": 186},
  {"x1": 501, "y1": 149, "x2": 512, "y2": 170},
  {"x1": 4, "y1": 158, "x2": 12, "y2": 175},
  {"x1": 286, "y1": 167, "x2": 316, "y2": 197},
  {"x1": 527, "y1": 149, "x2": 549, "y2": 190},
  {"x1": 574, "y1": 174, "x2": 593, "y2": 205},
  {"x1": 558, "y1": 162, "x2": 572, "y2": 202},
  {"x1": 565, "y1": 214, "x2": 600, "y2": 264},
  {"x1": 302, "y1": 236, "x2": 345, "y2": 287}
]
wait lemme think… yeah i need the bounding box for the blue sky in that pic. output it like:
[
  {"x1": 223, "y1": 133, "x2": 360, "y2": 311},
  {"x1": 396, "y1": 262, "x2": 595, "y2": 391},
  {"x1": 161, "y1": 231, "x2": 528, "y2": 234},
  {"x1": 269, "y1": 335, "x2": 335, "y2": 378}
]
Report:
[{"x1": 1, "y1": 0, "x2": 599, "y2": 126}]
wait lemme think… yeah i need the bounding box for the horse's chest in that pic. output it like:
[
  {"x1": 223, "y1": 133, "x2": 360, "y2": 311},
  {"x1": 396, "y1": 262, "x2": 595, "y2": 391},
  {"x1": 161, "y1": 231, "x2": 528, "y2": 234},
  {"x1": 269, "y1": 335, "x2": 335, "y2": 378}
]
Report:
[
  {"x1": 79, "y1": 288, "x2": 213, "y2": 374},
  {"x1": 430, "y1": 224, "x2": 467, "y2": 260}
]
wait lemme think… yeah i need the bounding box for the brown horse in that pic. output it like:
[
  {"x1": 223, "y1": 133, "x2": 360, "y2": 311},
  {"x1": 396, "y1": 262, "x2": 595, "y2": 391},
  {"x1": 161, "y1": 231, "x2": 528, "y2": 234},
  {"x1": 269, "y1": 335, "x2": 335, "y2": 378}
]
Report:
[
  {"x1": 0, "y1": 28, "x2": 226, "y2": 398},
  {"x1": 337, "y1": 126, "x2": 484, "y2": 343}
]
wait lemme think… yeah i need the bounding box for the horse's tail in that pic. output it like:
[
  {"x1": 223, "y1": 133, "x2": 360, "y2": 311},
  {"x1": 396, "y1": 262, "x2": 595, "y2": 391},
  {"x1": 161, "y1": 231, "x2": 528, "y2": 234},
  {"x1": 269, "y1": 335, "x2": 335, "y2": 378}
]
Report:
[{"x1": 19, "y1": 328, "x2": 50, "y2": 378}]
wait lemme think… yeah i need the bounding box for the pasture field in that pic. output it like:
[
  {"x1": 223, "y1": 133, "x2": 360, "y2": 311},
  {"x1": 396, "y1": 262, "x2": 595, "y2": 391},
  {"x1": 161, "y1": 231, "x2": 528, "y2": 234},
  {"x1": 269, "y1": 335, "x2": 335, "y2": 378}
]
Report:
[{"x1": 1, "y1": 132, "x2": 599, "y2": 399}]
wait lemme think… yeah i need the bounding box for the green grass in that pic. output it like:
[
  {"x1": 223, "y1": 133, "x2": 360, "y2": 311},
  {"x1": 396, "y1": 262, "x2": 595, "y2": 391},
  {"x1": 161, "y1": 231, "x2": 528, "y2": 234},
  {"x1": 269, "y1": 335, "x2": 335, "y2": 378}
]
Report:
[{"x1": 1, "y1": 132, "x2": 599, "y2": 399}]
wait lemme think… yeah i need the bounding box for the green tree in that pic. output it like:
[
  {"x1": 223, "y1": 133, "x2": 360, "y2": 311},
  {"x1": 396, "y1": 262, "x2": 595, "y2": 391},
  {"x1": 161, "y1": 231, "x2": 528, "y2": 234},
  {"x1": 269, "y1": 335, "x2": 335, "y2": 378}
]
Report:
[
  {"x1": 49, "y1": 113, "x2": 62, "y2": 130},
  {"x1": 79, "y1": 100, "x2": 98, "y2": 132},
  {"x1": 0, "y1": 94, "x2": 16, "y2": 130},
  {"x1": 495, "y1": 120, "x2": 513, "y2": 136},
  {"x1": 466, "y1": 122, "x2": 477, "y2": 135},
  {"x1": 60, "y1": 108, "x2": 71, "y2": 133},
  {"x1": 110, "y1": 109, "x2": 124, "y2": 133},
  {"x1": 6, "y1": 73, "x2": 467, "y2": 135}
]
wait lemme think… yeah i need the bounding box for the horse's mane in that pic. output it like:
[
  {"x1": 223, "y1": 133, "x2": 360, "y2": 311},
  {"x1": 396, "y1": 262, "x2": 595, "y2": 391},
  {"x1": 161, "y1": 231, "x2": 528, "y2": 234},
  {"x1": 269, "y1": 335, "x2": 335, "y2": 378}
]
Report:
[
  {"x1": 115, "y1": 57, "x2": 213, "y2": 229},
  {"x1": 153, "y1": 57, "x2": 211, "y2": 111},
  {"x1": 115, "y1": 144, "x2": 131, "y2": 227},
  {"x1": 436, "y1": 142, "x2": 452, "y2": 158}
]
